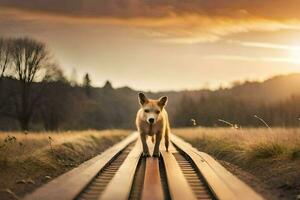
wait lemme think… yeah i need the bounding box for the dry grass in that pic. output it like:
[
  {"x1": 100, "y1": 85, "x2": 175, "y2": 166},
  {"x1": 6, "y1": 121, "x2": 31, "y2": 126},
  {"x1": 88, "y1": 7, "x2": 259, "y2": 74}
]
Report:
[
  {"x1": 0, "y1": 130, "x2": 130, "y2": 162},
  {"x1": 173, "y1": 128, "x2": 300, "y2": 200},
  {"x1": 0, "y1": 129, "x2": 131, "y2": 200},
  {"x1": 174, "y1": 127, "x2": 300, "y2": 161}
]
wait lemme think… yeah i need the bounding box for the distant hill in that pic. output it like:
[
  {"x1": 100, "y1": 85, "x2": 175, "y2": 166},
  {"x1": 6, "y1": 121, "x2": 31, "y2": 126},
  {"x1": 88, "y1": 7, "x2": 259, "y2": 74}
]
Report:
[{"x1": 221, "y1": 73, "x2": 300, "y2": 103}]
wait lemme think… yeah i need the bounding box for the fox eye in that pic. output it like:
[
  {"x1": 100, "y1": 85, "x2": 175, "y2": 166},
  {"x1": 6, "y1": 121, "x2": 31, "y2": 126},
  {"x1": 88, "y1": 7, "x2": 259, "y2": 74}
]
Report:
[
  {"x1": 156, "y1": 110, "x2": 160, "y2": 114},
  {"x1": 144, "y1": 109, "x2": 150, "y2": 113}
]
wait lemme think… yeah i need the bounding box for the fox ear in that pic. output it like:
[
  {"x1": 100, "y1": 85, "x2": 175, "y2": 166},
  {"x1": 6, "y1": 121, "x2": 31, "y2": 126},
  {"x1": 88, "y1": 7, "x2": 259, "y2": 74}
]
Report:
[
  {"x1": 158, "y1": 96, "x2": 168, "y2": 108},
  {"x1": 138, "y1": 93, "x2": 148, "y2": 105}
]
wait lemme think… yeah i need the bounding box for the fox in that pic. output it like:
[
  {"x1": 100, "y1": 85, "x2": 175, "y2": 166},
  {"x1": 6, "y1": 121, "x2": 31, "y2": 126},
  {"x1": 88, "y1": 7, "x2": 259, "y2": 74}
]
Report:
[{"x1": 136, "y1": 92, "x2": 170, "y2": 157}]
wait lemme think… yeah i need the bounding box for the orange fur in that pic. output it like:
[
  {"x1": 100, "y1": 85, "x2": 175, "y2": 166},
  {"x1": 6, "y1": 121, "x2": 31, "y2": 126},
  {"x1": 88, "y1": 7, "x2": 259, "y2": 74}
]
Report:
[{"x1": 136, "y1": 93, "x2": 170, "y2": 157}]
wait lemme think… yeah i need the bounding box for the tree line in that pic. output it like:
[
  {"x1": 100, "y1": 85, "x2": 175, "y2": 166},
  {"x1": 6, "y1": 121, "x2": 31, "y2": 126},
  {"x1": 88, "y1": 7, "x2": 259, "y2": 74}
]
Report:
[{"x1": 173, "y1": 93, "x2": 300, "y2": 128}]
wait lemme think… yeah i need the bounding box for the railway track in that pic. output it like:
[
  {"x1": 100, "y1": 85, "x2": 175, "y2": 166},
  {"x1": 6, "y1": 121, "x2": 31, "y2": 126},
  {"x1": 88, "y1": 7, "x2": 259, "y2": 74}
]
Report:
[{"x1": 23, "y1": 132, "x2": 264, "y2": 200}]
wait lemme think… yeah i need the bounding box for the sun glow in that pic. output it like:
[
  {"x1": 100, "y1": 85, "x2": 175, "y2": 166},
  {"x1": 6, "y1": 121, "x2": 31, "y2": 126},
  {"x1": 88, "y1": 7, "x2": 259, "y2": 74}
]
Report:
[{"x1": 289, "y1": 46, "x2": 300, "y2": 64}]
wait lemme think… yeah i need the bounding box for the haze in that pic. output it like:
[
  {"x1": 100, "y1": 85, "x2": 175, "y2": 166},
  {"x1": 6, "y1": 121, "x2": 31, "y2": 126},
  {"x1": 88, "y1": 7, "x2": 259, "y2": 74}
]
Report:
[{"x1": 0, "y1": 0, "x2": 300, "y2": 91}]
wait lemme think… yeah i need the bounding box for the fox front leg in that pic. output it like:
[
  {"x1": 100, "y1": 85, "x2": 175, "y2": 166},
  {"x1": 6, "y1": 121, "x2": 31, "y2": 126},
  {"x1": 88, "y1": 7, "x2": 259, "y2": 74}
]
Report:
[
  {"x1": 153, "y1": 132, "x2": 162, "y2": 157},
  {"x1": 140, "y1": 133, "x2": 150, "y2": 157}
]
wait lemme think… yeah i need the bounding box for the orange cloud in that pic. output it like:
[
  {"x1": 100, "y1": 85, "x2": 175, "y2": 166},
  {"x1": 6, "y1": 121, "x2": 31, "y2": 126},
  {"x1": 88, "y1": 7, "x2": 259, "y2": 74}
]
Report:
[
  {"x1": 1, "y1": 0, "x2": 300, "y2": 19},
  {"x1": 1, "y1": 4, "x2": 300, "y2": 44}
]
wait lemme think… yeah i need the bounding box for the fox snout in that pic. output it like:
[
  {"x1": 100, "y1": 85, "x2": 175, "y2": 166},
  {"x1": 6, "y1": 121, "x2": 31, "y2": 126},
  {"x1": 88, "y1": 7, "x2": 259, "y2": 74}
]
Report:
[
  {"x1": 144, "y1": 112, "x2": 160, "y2": 124},
  {"x1": 148, "y1": 118, "x2": 155, "y2": 124}
]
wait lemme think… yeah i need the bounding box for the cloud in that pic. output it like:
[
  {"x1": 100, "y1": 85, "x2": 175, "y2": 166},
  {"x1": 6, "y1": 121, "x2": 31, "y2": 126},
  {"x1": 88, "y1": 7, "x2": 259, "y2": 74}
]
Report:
[
  {"x1": 150, "y1": 16, "x2": 300, "y2": 43},
  {"x1": 1, "y1": 1, "x2": 300, "y2": 43},
  {"x1": 1, "y1": 0, "x2": 300, "y2": 19},
  {"x1": 200, "y1": 54, "x2": 300, "y2": 64},
  {"x1": 227, "y1": 40, "x2": 300, "y2": 50}
]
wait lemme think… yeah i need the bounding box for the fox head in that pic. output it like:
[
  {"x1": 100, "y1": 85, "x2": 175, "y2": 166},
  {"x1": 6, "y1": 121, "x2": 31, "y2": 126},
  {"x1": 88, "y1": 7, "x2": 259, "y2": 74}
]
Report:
[{"x1": 138, "y1": 93, "x2": 168, "y2": 124}]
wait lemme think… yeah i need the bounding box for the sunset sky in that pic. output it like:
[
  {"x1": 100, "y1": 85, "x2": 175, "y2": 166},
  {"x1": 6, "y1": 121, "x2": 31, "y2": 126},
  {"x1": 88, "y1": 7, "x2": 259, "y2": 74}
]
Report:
[{"x1": 0, "y1": 0, "x2": 300, "y2": 91}]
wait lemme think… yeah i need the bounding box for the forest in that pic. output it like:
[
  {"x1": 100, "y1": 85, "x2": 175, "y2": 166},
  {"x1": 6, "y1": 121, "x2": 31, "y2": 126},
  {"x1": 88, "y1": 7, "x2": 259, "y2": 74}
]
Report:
[{"x1": 0, "y1": 37, "x2": 300, "y2": 131}]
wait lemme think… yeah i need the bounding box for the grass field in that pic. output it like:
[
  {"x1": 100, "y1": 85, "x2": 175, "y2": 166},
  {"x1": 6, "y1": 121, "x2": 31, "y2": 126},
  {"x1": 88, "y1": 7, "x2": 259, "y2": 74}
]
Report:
[
  {"x1": 0, "y1": 130, "x2": 131, "y2": 200},
  {"x1": 173, "y1": 128, "x2": 300, "y2": 200},
  {"x1": 1, "y1": 128, "x2": 299, "y2": 200}
]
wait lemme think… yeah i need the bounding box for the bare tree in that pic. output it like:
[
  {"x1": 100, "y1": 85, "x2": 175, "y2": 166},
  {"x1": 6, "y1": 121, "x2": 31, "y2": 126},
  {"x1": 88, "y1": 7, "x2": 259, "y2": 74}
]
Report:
[
  {"x1": 9, "y1": 37, "x2": 52, "y2": 130},
  {"x1": 0, "y1": 38, "x2": 10, "y2": 83},
  {"x1": 0, "y1": 38, "x2": 12, "y2": 112},
  {"x1": 43, "y1": 63, "x2": 66, "y2": 83}
]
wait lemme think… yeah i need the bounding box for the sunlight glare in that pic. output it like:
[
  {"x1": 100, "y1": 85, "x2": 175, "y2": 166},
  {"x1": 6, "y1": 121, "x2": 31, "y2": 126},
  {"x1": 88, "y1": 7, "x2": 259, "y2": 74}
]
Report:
[{"x1": 289, "y1": 45, "x2": 300, "y2": 64}]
